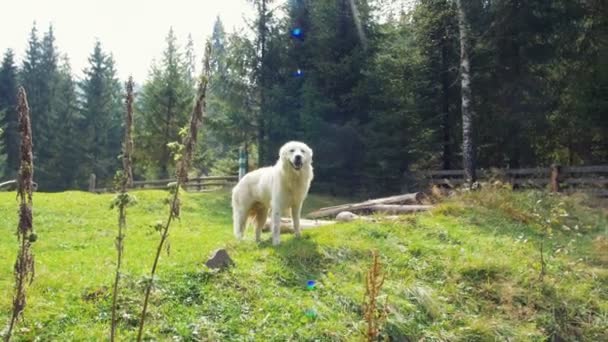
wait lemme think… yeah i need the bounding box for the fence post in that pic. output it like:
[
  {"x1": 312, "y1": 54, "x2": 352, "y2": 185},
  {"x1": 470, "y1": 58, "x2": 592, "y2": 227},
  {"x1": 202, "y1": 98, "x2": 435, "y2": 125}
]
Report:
[
  {"x1": 239, "y1": 145, "x2": 248, "y2": 180},
  {"x1": 550, "y1": 164, "x2": 561, "y2": 193},
  {"x1": 88, "y1": 173, "x2": 96, "y2": 192}
]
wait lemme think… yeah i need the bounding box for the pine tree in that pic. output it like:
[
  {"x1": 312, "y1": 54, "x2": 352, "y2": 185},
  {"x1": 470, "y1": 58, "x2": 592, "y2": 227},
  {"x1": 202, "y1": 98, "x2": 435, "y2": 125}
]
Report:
[
  {"x1": 409, "y1": 0, "x2": 459, "y2": 170},
  {"x1": 0, "y1": 49, "x2": 20, "y2": 178},
  {"x1": 210, "y1": 16, "x2": 228, "y2": 78},
  {"x1": 250, "y1": 0, "x2": 275, "y2": 165},
  {"x1": 51, "y1": 56, "x2": 83, "y2": 188},
  {"x1": 17, "y1": 24, "x2": 63, "y2": 187},
  {"x1": 293, "y1": 0, "x2": 374, "y2": 189},
  {"x1": 19, "y1": 24, "x2": 44, "y2": 178},
  {"x1": 184, "y1": 33, "x2": 196, "y2": 86},
  {"x1": 197, "y1": 16, "x2": 231, "y2": 174},
  {"x1": 136, "y1": 28, "x2": 194, "y2": 178},
  {"x1": 80, "y1": 41, "x2": 123, "y2": 186}
]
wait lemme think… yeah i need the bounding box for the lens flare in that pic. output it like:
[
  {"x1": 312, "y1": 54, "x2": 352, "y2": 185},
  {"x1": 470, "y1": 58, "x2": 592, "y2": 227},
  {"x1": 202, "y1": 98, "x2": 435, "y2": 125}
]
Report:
[{"x1": 291, "y1": 27, "x2": 303, "y2": 38}]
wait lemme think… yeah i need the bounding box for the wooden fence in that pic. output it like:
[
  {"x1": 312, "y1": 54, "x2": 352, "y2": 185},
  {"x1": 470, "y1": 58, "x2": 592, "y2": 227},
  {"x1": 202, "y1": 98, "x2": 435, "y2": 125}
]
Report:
[
  {"x1": 4, "y1": 166, "x2": 607, "y2": 197},
  {"x1": 424, "y1": 165, "x2": 608, "y2": 197},
  {"x1": 89, "y1": 175, "x2": 238, "y2": 193}
]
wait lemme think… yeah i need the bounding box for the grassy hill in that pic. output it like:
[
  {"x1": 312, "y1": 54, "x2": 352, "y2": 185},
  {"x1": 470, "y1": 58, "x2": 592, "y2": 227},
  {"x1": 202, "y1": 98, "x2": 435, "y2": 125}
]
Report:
[{"x1": 0, "y1": 188, "x2": 606, "y2": 341}]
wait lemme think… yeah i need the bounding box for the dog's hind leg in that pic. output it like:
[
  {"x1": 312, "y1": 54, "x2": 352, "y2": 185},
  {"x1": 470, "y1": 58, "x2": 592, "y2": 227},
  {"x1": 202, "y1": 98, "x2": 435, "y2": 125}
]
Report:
[
  {"x1": 233, "y1": 208, "x2": 248, "y2": 240},
  {"x1": 232, "y1": 196, "x2": 248, "y2": 240},
  {"x1": 253, "y1": 204, "x2": 268, "y2": 243}
]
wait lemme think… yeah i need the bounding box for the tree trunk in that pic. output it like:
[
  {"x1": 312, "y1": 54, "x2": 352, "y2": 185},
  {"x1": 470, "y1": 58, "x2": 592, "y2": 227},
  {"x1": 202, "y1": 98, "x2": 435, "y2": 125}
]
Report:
[
  {"x1": 257, "y1": 0, "x2": 268, "y2": 166},
  {"x1": 441, "y1": 33, "x2": 451, "y2": 170},
  {"x1": 456, "y1": 0, "x2": 476, "y2": 183}
]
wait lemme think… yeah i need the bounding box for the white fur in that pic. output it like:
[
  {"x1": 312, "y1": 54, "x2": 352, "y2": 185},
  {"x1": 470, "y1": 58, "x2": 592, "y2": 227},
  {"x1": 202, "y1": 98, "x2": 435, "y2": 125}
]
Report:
[{"x1": 231, "y1": 141, "x2": 314, "y2": 245}]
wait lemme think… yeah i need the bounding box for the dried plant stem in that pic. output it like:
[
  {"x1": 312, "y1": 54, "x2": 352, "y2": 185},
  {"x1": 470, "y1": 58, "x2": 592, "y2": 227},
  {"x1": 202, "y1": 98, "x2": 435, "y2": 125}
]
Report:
[
  {"x1": 363, "y1": 250, "x2": 387, "y2": 342},
  {"x1": 110, "y1": 205, "x2": 126, "y2": 341},
  {"x1": 110, "y1": 77, "x2": 135, "y2": 342},
  {"x1": 539, "y1": 237, "x2": 546, "y2": 282},
  {"x1": 136, "y1": 188, "x2": 179, "y2": 341},
  {"x1": 122, "y1": 77, "x2": 134, "y2": 188},
  {"x1": 137, "y1": 42, "x2": 211, "y2": 342},
  {"x1": 5, "y1": 87, "x2": 35, "y2": 342}
]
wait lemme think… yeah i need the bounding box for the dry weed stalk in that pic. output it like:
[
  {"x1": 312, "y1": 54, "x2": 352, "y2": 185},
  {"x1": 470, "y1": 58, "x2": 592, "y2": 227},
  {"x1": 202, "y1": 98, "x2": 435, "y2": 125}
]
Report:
[
  {"x1": 122, "y1": 76, "x2": 134, "y2": 188},
  {"x1": 363, "y1": 250, "x2": 388, "y2": 342},
  {"x1": 136, "y1": 42, "x2": 211, "y2": 342},
  {"x1": 110, "y1": 76, "x2": 135, "y2": 341},
  {"x1": 5, "y1": 87, "x2": 36, "y2": 342}
]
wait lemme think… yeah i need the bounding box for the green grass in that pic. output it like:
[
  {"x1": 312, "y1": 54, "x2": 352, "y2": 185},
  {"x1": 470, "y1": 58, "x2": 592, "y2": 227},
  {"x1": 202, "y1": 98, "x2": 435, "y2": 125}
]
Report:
[{"x1": 0, "y1": 188, "x2": 606, "y2": 341}]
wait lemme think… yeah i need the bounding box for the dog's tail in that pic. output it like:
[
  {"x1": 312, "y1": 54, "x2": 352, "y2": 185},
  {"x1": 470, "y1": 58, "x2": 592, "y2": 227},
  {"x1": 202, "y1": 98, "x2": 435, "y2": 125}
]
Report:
[{"x1": 247, "y1": 202, "x2": 268, "y2": 230}]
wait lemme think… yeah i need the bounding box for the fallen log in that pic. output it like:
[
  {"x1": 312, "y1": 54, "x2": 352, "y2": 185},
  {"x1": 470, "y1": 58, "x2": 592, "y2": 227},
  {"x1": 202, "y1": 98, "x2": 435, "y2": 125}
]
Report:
[
  {"x1": 0, "y1": 180, "x2": 16, "y2": 190},
  {"x1": 364, "y1": 204, "x2": 432, "y2": 214},
  {"x1": 0, "y1": 179, "x2": 37, "y2": 191},
  {"x1": 337, "y1": 211, "x2": 404, "y2": 222},
  {"x1": 307, "y1": 192, "x2": 424, "y2": 218},
  {"x1": 263, "y1": 218, "x2": 335, "y2": 234}
]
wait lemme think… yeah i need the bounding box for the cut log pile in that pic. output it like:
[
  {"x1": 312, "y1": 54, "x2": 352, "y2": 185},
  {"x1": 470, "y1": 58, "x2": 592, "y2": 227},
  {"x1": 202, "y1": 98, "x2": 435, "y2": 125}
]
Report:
[
  {"x1": 307, "y1": 192, "x2": 430, "y2": 219},
  {"x1": 261, "y1": 192, "x2": 433, "y2": 234}
]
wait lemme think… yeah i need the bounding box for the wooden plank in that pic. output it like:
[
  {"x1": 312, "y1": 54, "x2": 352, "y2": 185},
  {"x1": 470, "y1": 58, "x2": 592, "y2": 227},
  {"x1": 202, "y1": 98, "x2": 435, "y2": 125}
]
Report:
[
  {"x1": 429, "y1": 178, "x2": 466, "y2": 185},
  {"x1": 563, "y1": 188, "x2": 608, "y2": 197},
  {"x1": 504, "y1": 167, "x2": 550, "y2": 175},
  {"x1": 426, "y1": 167, "x2": 553, "y2": 177},
  {"x1": 133, "y1": 176, "x2": 237, "y2": 187},
  {"x1": 426, "y1": 170, "x2": 466, "y2": 177},
  {"x1": 132, "y1": 179, "x2": 174, "y2": 185},
  {"x1": 189, "y1": 175, "x2": 239, "y2": 181},
  {"x1": 137, "y1": 184, "x2": 168, "y2": 189},
  {"x1": 186, "y1": 182, "x2": 234, "y2": 188},
  {"x1": 511, "y1": 178, "x2": 549, "y2": 185},
  {"x1": 563, "y1": 178, "x2": 608, "y2": 185},
  {"x1": 563, "y1": 165, "x2": 608, "y2": 173}
]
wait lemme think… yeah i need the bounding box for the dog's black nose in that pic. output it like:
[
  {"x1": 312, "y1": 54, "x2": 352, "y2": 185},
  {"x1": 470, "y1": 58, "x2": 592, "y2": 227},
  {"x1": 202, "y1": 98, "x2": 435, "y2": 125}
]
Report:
[{"x1": 294, "y1": 155, "x2": 302, "y2": 164}]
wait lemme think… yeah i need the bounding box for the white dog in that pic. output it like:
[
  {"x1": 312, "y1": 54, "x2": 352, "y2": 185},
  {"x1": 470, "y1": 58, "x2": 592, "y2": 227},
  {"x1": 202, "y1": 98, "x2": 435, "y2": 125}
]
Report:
[{"x1": 231, "y1": 141, "x2": 314, "y2": 245}]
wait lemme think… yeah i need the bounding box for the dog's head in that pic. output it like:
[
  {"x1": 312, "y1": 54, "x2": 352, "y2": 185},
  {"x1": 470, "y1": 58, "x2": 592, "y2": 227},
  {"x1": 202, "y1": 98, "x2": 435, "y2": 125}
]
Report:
[{"x1": 279, "y1": 141, "x2": 313, "y2": 172}]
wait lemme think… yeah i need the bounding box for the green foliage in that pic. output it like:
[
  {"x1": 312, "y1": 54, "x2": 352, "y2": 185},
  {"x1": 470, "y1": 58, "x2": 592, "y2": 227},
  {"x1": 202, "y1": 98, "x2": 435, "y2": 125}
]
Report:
[
  {"x1": 135, "y1": 28, "x2": 195, "y2": 179},
  {"x1": 51, "y1": 57, "x2": 85, "y2": 189},
  {"x1": 201, "y1": 0, "x2": 607, "y2": 194},
  {"x1": 109, "y1": 191, "x2": 137, "y2": 210},
  {"x1": 1, "y1": 0, "x2": 607, "y2": 191},
  {"x1": 18, "y1": 24, "x2": 64, "y2": 188},
  {"x1": 201, "y1": 18, "x2": 257, "y2": 173},
  {"x1": 79, "y1": 41, "x2": 123, "y2": 188},
  {"x1": 0, "y1": 49, "x2": 19, "y2": 178}
]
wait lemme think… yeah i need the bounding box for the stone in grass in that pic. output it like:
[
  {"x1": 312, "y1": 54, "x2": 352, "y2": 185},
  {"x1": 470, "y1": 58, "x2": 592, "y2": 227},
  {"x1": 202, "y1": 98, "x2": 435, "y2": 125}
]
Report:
[
  {"x1": 336, "y1": 211, "x2": 359, "y2": 222},
  {"x1": 205, "y1": 248, "x2": 234, "y2": 270}
]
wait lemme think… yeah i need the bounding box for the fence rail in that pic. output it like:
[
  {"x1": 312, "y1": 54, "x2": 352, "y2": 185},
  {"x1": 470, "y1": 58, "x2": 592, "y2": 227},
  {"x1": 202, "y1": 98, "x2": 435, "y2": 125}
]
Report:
[
  {"x1": 90, "y1": 175, "x2": 238, "y2": 193},
  {"x1": 423, "y1": 165, "x2": 608, "y2": 197}
]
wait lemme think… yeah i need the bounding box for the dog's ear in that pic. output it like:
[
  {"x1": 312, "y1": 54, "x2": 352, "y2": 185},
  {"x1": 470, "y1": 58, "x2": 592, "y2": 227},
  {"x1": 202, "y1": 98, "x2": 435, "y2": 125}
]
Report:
[
  {"x1": 306, "y1": 145, "x2": 313, "y2": 158},
  {"x1": 279, "y1": 143, "x2": 289, "y2": 160}
]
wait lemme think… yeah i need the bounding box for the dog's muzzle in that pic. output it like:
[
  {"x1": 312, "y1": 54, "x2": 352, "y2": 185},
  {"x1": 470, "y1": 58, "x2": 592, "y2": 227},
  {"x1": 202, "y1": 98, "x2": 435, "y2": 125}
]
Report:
[{"x1": 292, "y1": 155, "x2": 303, "y2": 170}]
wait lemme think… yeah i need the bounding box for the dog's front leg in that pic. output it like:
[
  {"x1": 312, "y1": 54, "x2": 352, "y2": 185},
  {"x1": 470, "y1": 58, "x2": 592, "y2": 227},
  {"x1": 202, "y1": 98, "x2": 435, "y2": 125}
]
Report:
[
  {"x1": 271, "y1": 196, "x2": 282, "y2": 246},
  {"x1": 291, "y1": 203, "x2": 302, "y2": 238}
]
